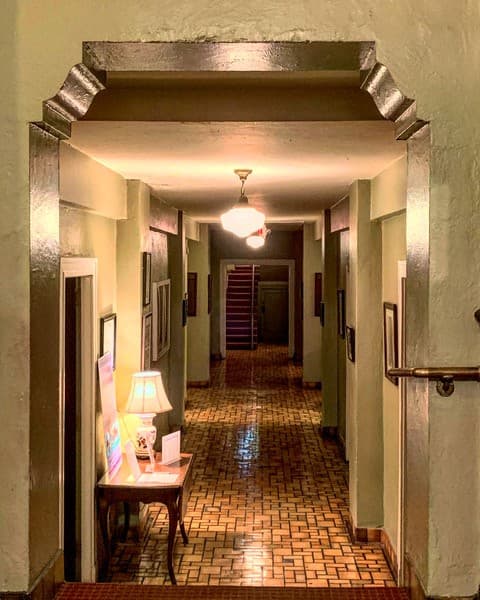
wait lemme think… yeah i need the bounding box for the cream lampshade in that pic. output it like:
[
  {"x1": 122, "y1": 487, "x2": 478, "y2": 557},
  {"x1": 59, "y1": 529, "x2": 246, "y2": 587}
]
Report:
[{"x1": 126, "y1": 371, "x2": 172, "y2": 458}]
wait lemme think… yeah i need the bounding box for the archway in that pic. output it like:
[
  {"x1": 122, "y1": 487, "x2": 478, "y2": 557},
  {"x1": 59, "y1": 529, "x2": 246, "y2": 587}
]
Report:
[{"x1": 30, "y1": 41, "x2": 428, "y2": 587}]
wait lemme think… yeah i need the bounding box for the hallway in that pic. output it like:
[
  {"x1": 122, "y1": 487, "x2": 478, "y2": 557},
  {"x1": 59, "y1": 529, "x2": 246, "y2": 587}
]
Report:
[{"x1": 106, "y1": 345, "x2": 394, "y2": 587}]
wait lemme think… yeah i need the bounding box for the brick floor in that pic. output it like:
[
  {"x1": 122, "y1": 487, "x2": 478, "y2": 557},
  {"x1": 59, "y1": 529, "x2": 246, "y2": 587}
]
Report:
[{"x1": 106, "y1": 345, "x2": 395, "y2": 587}]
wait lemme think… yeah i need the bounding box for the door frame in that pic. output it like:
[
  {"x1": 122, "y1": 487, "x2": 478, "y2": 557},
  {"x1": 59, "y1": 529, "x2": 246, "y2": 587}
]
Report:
[
  {"x1": 220, "y1": 259, "x2": 295, "y2": 358},
  {"x1": 397, "y1": 259, "x2": 407, "y2": 584},
  {"x1": 60, "y1": 257, "x2": 98, "y2": 581}
]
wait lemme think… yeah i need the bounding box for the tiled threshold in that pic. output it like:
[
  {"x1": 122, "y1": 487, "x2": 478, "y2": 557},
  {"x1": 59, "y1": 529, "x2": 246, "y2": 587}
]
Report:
[{"x1": 55, "y1": 583, "x2": 409, "y2": 600}]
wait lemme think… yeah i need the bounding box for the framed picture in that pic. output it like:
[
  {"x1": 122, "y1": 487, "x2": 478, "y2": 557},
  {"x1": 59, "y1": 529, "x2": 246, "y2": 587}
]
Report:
[
  {"x1": 314, "y1": 272, "x2": 323, "y2": 316},
  {"x1": 142, "y1": 252, "x2": 152, "y2": 306},
  {"x1": 319, "y1": 302, "x2": 325, "y2": 327},
  {"x1": 337, "y1": 289, "x2": 346, "y2": 338},
  {"x1": 346, "y1": 326, "x2": 355, "y2": 362},
  {"x1": 100, "y1": 313, "x2": 117, "y2": 370},
  {"x1": 142, "y1": 312, "x2": 153, "y2": 370},
  {"x1": 207, "y1": 273, "x2": 212, "y2": 314},
  {"x1": 187, "y1": 272, "x2": 197, "y2": 317},
  {"x1": 182, "y1": 295, "x2": 188, "y2": 327},
  {"x1": 383, "y1": 302, "x2": 399, "y2": 385},
  {"x1": 152, "y1": 279, "x2": 171, "y2": 360}
]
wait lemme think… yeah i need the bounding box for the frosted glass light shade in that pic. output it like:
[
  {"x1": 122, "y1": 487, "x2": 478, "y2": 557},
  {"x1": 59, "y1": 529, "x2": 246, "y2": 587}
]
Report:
[
  {"x1": 246, "y1": 232, "x2": 266, "y2": 248},
  {"x1": 126, "y1": 371, "x2": 173, "y2": 416},
  {"x1": 220, "y1": 204, "x2": 265, "y2": 238}
]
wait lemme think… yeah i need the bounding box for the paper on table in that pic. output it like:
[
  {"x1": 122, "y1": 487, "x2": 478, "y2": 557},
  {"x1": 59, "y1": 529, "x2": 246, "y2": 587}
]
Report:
[{"x1": 137, "y1": 472, "x2": 178, "y2": 484}]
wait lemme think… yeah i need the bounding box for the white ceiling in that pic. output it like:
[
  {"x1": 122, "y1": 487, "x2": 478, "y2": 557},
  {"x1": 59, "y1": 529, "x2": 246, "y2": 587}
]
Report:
[{"x1": 70, "y1": 120, "x2": 405, "y2": 223}]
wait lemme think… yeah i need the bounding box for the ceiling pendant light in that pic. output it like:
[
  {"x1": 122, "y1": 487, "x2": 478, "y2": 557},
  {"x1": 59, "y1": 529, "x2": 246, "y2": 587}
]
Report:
[
  {"x1": 220, "y1": 169, "x2": 265, "y2": 238},
  {"x1": 246, "y1": 226, "x2": 271, "y2": 249}
]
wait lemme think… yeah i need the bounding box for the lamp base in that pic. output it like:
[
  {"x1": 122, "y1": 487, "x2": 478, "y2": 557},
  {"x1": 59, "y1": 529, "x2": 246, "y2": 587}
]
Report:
[{"x1": 134, "y1": 423, "x2": 157, "y2": 459}]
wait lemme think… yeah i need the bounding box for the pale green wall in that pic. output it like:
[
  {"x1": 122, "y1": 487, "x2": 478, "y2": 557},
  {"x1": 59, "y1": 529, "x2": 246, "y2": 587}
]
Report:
[
  {"x1": 302, "y1": 223, "x2": 322, "y2": 383},
  {"x1": 371, "y1": 156, "x2": 406, "y2": 220},
  {"x1": 187, "y1": 224, "x2": 210, "y2": 383},
  {"x1": 347, "y1": 180, "x2": 383, "y2": 529},
  {"x1": 381, "y1": 213, "x2": 406, "y2": 554},
  {"x1": 60, "y1": 143, "x2": 127, "y2": 219},
  {"x1": 2, "y1": 2, "x2": 480, "y2": 594},
  {"x1": 320, "y1": 211, "x2": 340, "y2": 430},
  {"x1": 370, "y1": 156, "x2": 408, "y2": 560}
]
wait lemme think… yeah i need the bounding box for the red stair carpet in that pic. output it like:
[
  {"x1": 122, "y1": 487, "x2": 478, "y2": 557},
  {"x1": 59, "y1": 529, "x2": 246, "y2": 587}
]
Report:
[{"x1": 55, "y1": 584, "x2": 409, "y2": 600}]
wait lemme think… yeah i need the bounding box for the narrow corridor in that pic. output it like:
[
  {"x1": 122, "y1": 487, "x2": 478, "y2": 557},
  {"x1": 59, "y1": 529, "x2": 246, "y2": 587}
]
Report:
[{"x1": 107, "y1": 345, "x2": 395, "y2": 587}]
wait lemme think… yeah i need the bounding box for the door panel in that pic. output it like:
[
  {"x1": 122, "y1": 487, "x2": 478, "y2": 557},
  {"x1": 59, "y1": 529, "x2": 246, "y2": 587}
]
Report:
[{"x1": 259, "y1": 285, "x2": 288, "y2": 344}]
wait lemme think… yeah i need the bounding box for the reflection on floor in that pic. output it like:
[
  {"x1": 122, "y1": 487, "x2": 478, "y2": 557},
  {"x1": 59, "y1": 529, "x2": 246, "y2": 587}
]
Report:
[{"x1": 106, "y1": 345, "x2": 395, "y2": 587}]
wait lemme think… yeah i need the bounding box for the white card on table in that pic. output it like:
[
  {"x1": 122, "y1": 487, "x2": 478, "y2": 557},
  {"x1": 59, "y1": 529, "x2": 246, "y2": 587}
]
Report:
[{"x1": 161, "y1": 430, "x2": 181, "y2": 465}]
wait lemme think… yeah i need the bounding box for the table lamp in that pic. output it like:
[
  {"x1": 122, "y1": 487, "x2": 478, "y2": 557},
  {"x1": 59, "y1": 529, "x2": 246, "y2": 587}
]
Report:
[{"x1": 126, "y1": 371, "x2": 173, "y2": 462}]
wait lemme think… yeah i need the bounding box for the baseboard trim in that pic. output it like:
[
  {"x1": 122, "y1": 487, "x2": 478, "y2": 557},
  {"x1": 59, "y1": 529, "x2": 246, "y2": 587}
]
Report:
[
  {"x1": 320, "y1": 425, "x2": 338, "y2": 438},
  {"x1": 381, "y1": 530, "x2": 398, "y2": 582},
  {"x1": 1, "y1": 550, "x2": 64, "y2": 600},
  {"x1": 346, "y1": 513, "x2": 382, "y2": 543},
  {"x1": 187, "y1": 380, "x2": 210, "y2": 388},
  {"x1": 302, "y1": 381, "x2": 322, "y2": 389}
]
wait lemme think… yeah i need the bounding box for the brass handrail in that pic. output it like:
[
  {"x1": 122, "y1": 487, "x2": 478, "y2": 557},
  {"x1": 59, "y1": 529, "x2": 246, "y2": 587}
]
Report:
[{"x1": 388, "y1": 366, "x2": 480, "y2": 397}]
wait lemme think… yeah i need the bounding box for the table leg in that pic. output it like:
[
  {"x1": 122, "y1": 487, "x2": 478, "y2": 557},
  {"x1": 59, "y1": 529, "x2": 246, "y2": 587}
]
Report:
[
  {"x1": 97, "y1": 496, "x2": 111, "y2": 561},
  {"x1": 121, "y1": 501, "x2": 130, "y2": 542},
  {"x1": 179, "y1": 520, "x2": 188, "y2": 545},
  {"x1": 166, "y1": 501, "x2": 178, "y2": 585}
]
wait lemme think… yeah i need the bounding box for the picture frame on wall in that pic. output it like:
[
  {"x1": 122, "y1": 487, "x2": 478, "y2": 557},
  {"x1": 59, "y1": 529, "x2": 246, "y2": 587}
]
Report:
[
  {"x1": 337, "y1": 289, "x2": 346, "y2": 338},
  {"x1": 142, "y1": 312, "x2": 153, "y2": 370},
  {"x1": 152, "y1": 279, "x2": 171, "y2": 360},
  {"x1": 319, "y1": 302, "x2": 325, "y2": 327},
  {"x1": 346, "y1": 326, "x2": 355, "y2": 362},
  {"x1": 314, "y1": 272, "x2": 323, "y2": 317},
  {"x1": 142, "y1": 252, "x2": 152, "y2": 306},
  {"x1": 100, "y1": 313, "x2": 117, "y2": 370},
  {"x1": 383, "y1": 302, "x2": 399, "y2": 385},
  {"x1": 207, "y1": 273, "x2": 212, "y2": 315},
  {"x1": 187, "y1": 272, "x2": 197, "y2": 317}
]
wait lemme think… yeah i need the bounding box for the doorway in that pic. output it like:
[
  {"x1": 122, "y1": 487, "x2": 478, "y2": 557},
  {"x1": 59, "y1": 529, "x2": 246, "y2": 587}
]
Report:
[
  {"x1": 220, "y1": 259, "x2": 295, "y2": 359},
  {"x1": 63, "y1": 277, "x2": 81, "y2": 580},
  {"x1": 258, "y1": 278, "x2": 289, "y2": 344},
  {"x1": 60, "y1": 258, "x2": 98, "y2": 582}
]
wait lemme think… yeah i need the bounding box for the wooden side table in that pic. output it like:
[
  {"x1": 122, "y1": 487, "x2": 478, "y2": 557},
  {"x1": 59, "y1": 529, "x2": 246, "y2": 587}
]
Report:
[{"x1": 96, "y1": 453, "x2": 194, "y2": 584}]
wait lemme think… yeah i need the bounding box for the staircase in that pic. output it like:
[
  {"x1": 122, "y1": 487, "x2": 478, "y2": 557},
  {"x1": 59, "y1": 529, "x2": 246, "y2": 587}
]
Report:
[{"x1": 226, "y1": 265, "x2": 259, "y2": 350}]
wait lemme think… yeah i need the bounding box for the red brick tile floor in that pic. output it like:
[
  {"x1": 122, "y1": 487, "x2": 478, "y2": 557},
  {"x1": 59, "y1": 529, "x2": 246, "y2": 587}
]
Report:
[{"x1": 105, "y1": 345, "x2": 395, "y2": 588}]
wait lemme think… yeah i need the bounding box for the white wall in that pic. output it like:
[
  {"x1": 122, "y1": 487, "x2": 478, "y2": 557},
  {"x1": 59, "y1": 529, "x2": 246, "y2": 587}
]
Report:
[
  {"x1": 187, "y1": 224, "x2": 210, "y2": 383},
  {"x1": 303, "y1": 223, "x2": 323, "y2": 383}
]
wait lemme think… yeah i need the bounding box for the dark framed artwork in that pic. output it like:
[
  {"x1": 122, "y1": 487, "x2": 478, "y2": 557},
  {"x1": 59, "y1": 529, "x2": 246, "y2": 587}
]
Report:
[
  {"x1": 383, "y1": 302, "x2": 399, "y2": 385},
  {"x1": 319, "y1": 302, "x2": 325, "y2": 327},
  {"x1": 152, "y1": 279, "x2": 171, "y2": 360},
  {"x1": 182, "y1": 295, "x2": 188, "y2": 327},
  {"x1": 100, "y1": 313, "x2": 117, "y2": 370},
  {"x1": 207, "y1": 273, "x2": 212, "y2": 315},
  {"x1": 314, "y1": 272, "x2": 323, "y2": 316},
  {"x1": 142, "y1": 252, "x2": 152, "y2": 306},
  {"x1": 346, "y1": 326, "x2": 355, "y2": 362},
  {"x1": 337, "y1": 289, "x2": 346, "y2": 338},
  {"x1": 187, "y1": 272, "x2": 198, "y2": 317},
  {"x1": 141, "y1": 312, "x2": 153, "y2": 370}
]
